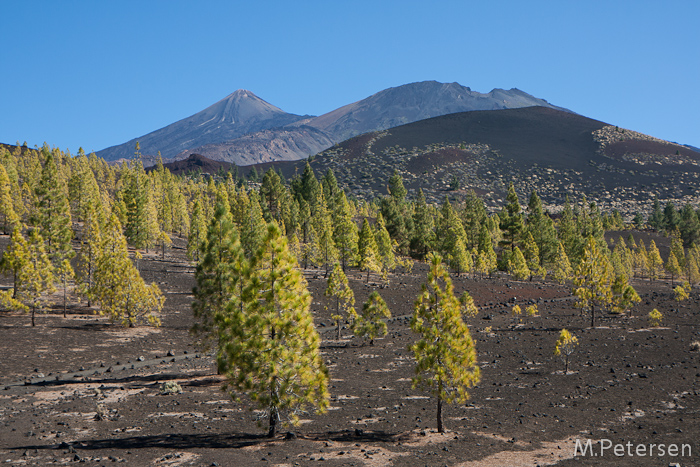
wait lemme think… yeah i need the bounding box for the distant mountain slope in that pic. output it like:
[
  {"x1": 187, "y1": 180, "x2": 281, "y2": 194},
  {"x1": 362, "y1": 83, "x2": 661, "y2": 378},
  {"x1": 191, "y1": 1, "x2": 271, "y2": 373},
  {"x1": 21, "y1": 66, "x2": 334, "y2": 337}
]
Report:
[
  {"x1": 173, "y1": 125, "x2": 334, "y2": 166},
  {"x1": 96, "y1": 90, "x2": 309, "y2": 161},
  {"x1": 305, "y1": 81, "x2": 570, "y2": 143}
]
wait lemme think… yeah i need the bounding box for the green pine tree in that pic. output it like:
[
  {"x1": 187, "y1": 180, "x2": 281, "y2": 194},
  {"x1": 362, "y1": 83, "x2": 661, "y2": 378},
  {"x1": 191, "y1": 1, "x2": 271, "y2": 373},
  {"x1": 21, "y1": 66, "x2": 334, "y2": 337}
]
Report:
[
  {"x1": 32, "y1": 146, "x2": 73, "y2": 264},
  {"x1": 410, "y1": 252, "x2": 481, "y2": 433},
  {"x1": 358, "y1": 218, "x2": 380, "y2": 282},
  {"x1": 217, "y1": 222, "x2": 329, "y2": 438},
  {"x1": 324, "y1": 263, "x2": 356, "y2": 340},
  {"x1": 353, "y1": 291, "x2": 391, "y2": 346}
]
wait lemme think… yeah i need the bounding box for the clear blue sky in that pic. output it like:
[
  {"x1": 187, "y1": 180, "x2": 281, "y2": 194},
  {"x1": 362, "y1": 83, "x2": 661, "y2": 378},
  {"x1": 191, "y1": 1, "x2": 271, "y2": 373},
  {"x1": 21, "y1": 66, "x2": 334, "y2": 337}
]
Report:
[{"x1": 1, "y1": 1, "x2": 698, "y2": 154}]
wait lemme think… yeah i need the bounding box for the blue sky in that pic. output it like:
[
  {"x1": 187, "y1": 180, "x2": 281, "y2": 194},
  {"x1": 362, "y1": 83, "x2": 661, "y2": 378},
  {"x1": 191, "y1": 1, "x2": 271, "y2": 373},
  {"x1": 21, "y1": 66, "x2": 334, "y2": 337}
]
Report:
[{"x1": 1, "y1": 1, "x2": 698, "y2": 154}]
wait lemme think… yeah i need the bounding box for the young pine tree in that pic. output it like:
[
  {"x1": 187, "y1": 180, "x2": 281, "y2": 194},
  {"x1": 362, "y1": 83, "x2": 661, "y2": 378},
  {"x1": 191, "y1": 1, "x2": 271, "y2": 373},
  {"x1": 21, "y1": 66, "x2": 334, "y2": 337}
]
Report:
[
  {"x1": 0, "y1": 165, "x2": 20, "y2": 234},
  {"x1": 410, "y1": 252, "x2": 481, "y2": 433},
  {"x1": 0, "y1": 229, "x2": 56, "y2": 326},
  {"x1": 32, "y1": 147, "x2": 73, "y2": 265},
  {"x1": 647, "y1": 240, "x2": 663, "y2": 282},
  {"x1": 665, "y1": 250, "x2": 682, "y2": 287},
  {"x1": 91, "y1": 214, "x2": 164, "y2": 327},
  {"x1": 324, "y1": 263, "x2": 356, "y2": 340},
  {"x1": 333, "y1": 192, "x2": 358, "y2": 271},
  {"x1": 353, "y1": 291, "x2": 391, "y2": 346},
  {"x1": 573, "y1": 236, "x2": 613, "y2": 328},
  {"x1": 192, "y1": 199, "x2": 245, "y2": 353},
  {"x1": 508, "y1": 246, "x2": 530, "y2": 281},
  {"x1": 217, "y1": 222, "x2": 329, "y2": 438},
  {"x1": 357, "y1": 218, "x2": 380, "y2": 282},
  {"x1": 553, "y1": 241, "x2": 573, "y2": 284},
  {"x1": 554, "y1": 329, "x2": 578, "y2": 374},
  {"x1": 374, "y1": 213, "x2": 397, "y2": 283}
]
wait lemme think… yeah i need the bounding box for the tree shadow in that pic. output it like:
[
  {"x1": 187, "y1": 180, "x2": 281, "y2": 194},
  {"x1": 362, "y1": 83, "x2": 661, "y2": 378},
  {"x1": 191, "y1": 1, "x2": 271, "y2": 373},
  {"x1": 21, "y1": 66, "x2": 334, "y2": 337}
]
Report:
[
  {"x1": 11, "y1": 429, "x2": 404, "y2": 452},
  {"x1": 29, "y1": 371, "x2": 212, "y2": 389}
]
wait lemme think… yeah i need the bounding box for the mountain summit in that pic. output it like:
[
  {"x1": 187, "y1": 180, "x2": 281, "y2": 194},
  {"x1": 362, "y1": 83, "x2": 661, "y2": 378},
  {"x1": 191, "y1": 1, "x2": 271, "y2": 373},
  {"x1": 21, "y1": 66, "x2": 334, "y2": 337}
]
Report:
[{"x1": 97, "y1": 90, "x2": 307, "y2": 161}]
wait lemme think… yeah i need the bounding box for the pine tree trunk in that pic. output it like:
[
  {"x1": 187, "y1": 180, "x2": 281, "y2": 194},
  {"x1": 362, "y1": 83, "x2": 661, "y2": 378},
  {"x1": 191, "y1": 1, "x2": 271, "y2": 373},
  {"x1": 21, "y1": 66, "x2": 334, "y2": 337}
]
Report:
[
  {"x1": 268, "y1": 406, "x2": 278, "y2": 437},
  {"x1": 590, "y1": 303, "x2": 595, "y2": 328},
  {"x1": 437, "y1": 396, "x2": 444, "y2": 433},
  {"x1": 31, "y1": 307, "x2": 35, "y2": 327}
]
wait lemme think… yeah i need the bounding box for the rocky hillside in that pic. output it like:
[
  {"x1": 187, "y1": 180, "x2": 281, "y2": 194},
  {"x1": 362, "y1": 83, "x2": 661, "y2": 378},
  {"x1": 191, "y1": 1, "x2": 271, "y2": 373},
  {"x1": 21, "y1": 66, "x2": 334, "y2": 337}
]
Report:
[{"x1": 253, "y1": 106, "x2": 700, "y2": 218}]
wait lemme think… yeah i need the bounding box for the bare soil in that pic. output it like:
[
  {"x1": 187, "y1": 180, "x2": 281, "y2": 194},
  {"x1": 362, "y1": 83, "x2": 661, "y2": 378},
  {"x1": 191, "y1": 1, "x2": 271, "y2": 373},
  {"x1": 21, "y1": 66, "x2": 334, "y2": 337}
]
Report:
[{"x1": 1, "y1": 240, "x2": 700, "y2": 466}]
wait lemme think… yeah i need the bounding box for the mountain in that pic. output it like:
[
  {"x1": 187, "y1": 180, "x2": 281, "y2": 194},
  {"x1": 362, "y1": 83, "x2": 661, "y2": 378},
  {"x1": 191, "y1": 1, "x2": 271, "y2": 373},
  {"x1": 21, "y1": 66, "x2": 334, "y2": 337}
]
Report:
[
  {"x1": 96, "y1": 90, "x2": 309, "y2": 161},
  {"x1": 304, "y1": 81, "x2": 570, "y2": 143},
  {"x1": 102, "y1": 81, "x2": 569, "y2": 166},
  {"x1": 250, "y1": 106, "x2": 700, "y2": 217}
]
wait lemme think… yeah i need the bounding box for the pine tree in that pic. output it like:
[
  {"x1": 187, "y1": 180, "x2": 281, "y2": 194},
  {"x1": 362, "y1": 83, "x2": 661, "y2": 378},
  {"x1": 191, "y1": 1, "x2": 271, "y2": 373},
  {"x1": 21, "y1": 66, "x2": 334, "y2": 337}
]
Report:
[
  {"x1": 240, "y1": 191, "x2": 266, "y2": 257},
  {"x1": 508, "y1": 246, "x2": 530, "y2": 281},
  {"x1": 0, "y1": 227, "x2": 28, "y2": 297},
  {"x1": 0, "y1": 165, "x2": 19, "y2": 234},
  {"x1": 648, "y1": 196, "x2": 663, "y2": 230},
  {"x1": 635, "y1": 239, "x2": 649, "y2": 280},
  {"x1": 459, "y1": 291, "x2": 479, "y2": 318},
  {"x1": 192, "y1": 199, "x2": 244, "y2": 352},
  {"x1": 526, "y1": 191, "x2": 558, "y2": 265},
  {"x1": 122, "y1": 161, "x2": 152, "y2": 250},
  {"x1": 57, "y1": 259, "x2": 75, "y2": 318},
  {"x1": 461, "y1": 190, "x2": 486, "y2": 249},
  {"x1": 522, "y1": 232, "x2": 540, "y2": 281},
  {"x1": 449, "y1": 237, "x2": 472, "y2": 277},
  {"x1": 554, "y1": 329, "x2": 578, "y2": 374},
  {"x1": 553, "y1": 241, "x2": 573, "y2": 284},
  {"x1": 0, "y1": 229, "x2": 55, "y2": 326},
  {"x1": 648, "y1": 308, "x2": 662, "y2": 327},
  {"x1": 665, "y1": 250, "x2": 682, "y2": 287},
  {"x1": 686, "y1": 245, "x2": 700, "y2": 285},
  {"x1": 411, "y1": 188, "x2": 434, "y2": 258},
  {"x1": 260, "y1": 168, "x2": 285, "y2": 222},
  {"x1": 324, "y1": 263, "x2": 355, "y2": 340},
  {"x1": 333, "y1": 192, "x2": 358, "y2": 271},
  {"x1": 92, "y1": 214, "x2": 164, "y2": 327},
  {"x1": 312, "y1": 193, "x2": 338, "y2": 275},
  {"x1": 499, "y1": 183, "x2": 524, "y2": 250},
  {"x1": 217, "y1": 222, "x2": 329, "y2": 437},
  {"x1": 374, "y1": 212, "x2": 397, "y2": 282},
  {"x1": 647, "y1": 240, "x2": 663, "y2": 282},
  {"x1": 76, "y1": 202, "x2": 102, "y2": 306},
  {"x1": 611, "y1": 273, "x2": 641, "y2": 314},
  {"x1": 353, "y1": 291, "x2": 390, "y2": 346},
  {"x1": 187, "y1": 196, "x2": 207, "y2": 261},
  {"x1": 573, "y1": 236, "x2": 613, "y2": 328},
  {"x1": 32, "y1": 147, "x2": 73, "y2": 264},
  {"x1": 410, "y1": 252, "x2": 481, "y2": 433},
  {"x1": 357, "y1": 218, "x2": 380, "y2": 282}
]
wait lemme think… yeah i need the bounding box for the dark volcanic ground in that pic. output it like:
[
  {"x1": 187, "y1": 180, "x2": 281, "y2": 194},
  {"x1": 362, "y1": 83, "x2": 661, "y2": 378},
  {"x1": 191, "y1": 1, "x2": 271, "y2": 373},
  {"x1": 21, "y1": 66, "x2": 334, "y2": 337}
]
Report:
[{"x1": 1, "y1": 240, "x2": 700, "y2": 466}]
